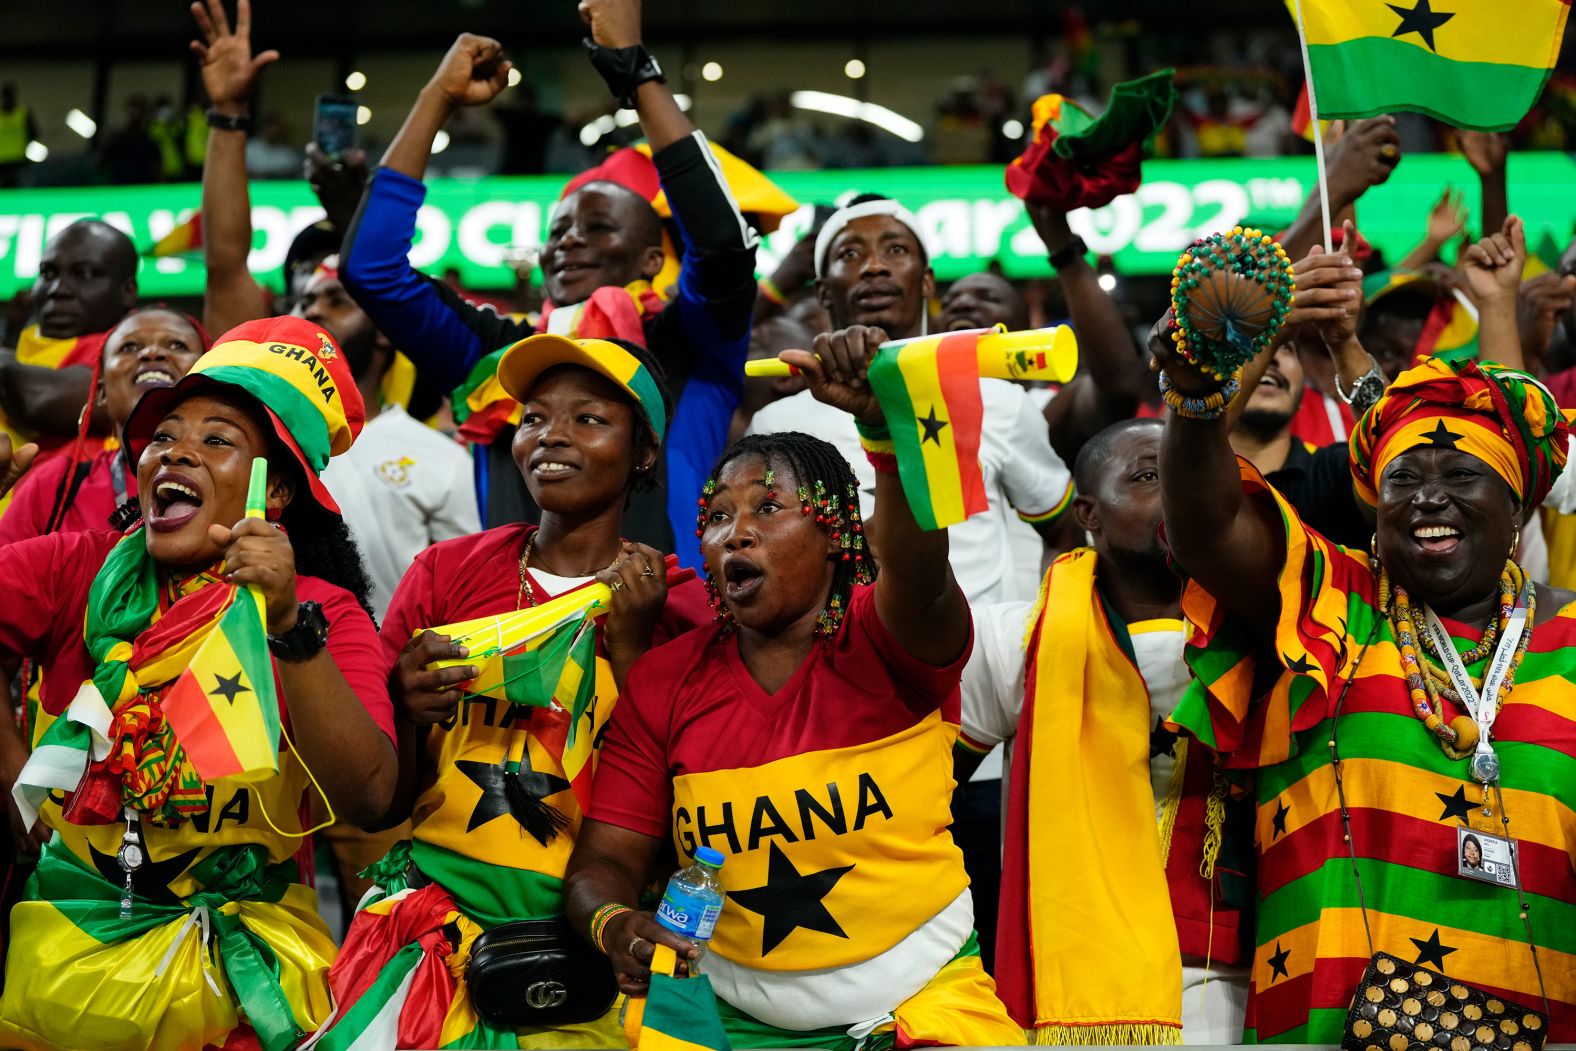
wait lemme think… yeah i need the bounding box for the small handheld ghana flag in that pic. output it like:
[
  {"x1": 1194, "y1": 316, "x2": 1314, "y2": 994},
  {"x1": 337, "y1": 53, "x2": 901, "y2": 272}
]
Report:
[
  {"x1": 631, "y1": 943, "x2": 734, "y2": 1051},
  {"x1": 160, "y1": 458, "x2": 283, "y2": 783},
  {"x1": 867, "y1": 326, "x2": 1083, "y2": 531},
  {"x1": 1287, "y1": 0, "x2": 1570, "y2": 132},
  {"x1": 1168, "y1": 227, "x2": 1295, "y2": 382}
]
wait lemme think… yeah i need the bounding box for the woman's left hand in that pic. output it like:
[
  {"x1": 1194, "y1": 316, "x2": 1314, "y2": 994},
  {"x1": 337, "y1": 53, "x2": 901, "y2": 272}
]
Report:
[
  {"x1": 209, "y1": 518, "x2": 299, "y2": 633},
  {"x1": 598, "y1": 542, "x2": 668, "y2": 665}
]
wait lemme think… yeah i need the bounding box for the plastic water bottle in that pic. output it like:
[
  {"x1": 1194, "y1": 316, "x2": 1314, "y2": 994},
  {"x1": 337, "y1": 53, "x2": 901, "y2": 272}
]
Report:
[{"x1": 655, "y1": 846, "x2": 726, "y2": 967}]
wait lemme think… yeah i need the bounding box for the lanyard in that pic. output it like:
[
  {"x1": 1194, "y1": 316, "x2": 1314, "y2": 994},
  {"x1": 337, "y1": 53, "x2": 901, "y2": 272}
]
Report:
[{"x1": 1422, "y1": 584, "x2": 1530, "y2": 777}]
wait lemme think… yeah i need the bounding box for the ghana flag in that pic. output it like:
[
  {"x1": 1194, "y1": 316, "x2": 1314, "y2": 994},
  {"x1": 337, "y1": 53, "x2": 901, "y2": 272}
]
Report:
[
  {"x1": 1290, "y1": 0, "x2": 1571, "y2": 131},
  {"x1": 630, "y1": 943, "x2": 734, "y2": 1051},
  {"x1": 866, "y1": 330, "x2": 990, "y2": 531},
  {"x1": 161, "y1": 459, "x2": 281, "y2": 783},
  {"x1": 147, "y1": 212, "x2": 203, "y2": 257}
]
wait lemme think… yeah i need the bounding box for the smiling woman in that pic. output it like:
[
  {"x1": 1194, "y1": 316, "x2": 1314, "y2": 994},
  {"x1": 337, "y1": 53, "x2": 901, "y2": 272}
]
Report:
[
  {"x1": 1156, "y1": 340, "x2": 1576, "y2": 1040},
  {"x1": 0, "y1": 316, "x2": 398, "y2": 1051}
]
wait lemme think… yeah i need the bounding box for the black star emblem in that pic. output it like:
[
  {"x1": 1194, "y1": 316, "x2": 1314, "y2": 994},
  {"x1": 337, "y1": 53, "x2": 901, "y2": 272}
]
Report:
[
  {"x1": 918, "y1": 406, "x2": 949, "y2": 446},
  {"x1": 1271, "y1": 799, "x2": 1290, "y2": 840},
  {"x1": 728, "y1": 842, "x2": 854, "y2": 956},
  {"x1": 1268, "y1": 941, "x2": 1292, "y2": 981},
  {"x1": 1387, "y1": 0, "x2": 1455, "y2": 52},
  {"x1": 456, "y1": 756, "x2": 569, "y2": 837},
  {"x1": 1423, "y1": 418, "x2": 1463, "y2": 449},
  {"x1": 1411, "y1": 928, "x2": 1459, "y2": 969},
  {"x1": 1150, "y1": 716, "x2": 1179, "y2": 760},
  {"x1": 1436, "y1": 785, "x2": 1473, "y2": 823},
  {"x1": 210, "y1": 671, "x2": 250, "y2": 706},
  {"x1": 1284, "y1": 652, "x2": 1316, "y2": 675},
  {"x1": 89, "y1": 841, "x2": 202, "y2": 905}
]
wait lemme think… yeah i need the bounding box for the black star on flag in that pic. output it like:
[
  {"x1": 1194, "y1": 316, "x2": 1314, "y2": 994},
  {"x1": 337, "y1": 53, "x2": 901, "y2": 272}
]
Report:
[
  {"x1": 89, "y1": 842, "x2": 202, "y2": 906},
  {"x1": 1436, "y1": 785, "x2": 1474, "y2": 823},
  {"x1": 211, "y1": 671, "x2": 250, "y2": 706},
  {"x1": 1284, "y1": 652, "x2": 1316, "y2": 675},
  {"x1": 1423, "y1": 418, "x2": 1463, "y2": 449},
  {"x1": 728, "y1": 842, "x2": 854, "y2": 956},
  {"x1": 1150, "y1": 716, "x2": 1179, "y2": 760},
  {"x1": 456, "y1": 756, "x2": 569, "y2": 838},
  {"x1": 918, "y1": 406, "x2": 949, "y2": 446},
  {"x1": 1268, "y1": 941, "x2": 1292, "y2": 981},
  {"x1": 1411, "y1": 928, "x2": 1459, "y2": 969},
  {"x1": 1387, "y1": 0, "x2": 1455, "y2": 52},
  {"x1": 1271, "y1": 799, "x2": 1290, "y2": 840}
]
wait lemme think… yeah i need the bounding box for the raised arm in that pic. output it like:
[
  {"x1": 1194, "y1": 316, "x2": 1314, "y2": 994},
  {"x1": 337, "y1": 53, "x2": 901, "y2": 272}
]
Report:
[
  {"x1": 1461, "y1": 215, "x2": 1528, "y2": 370},
  {"x1": 190, "y1": 0, "x2": 278, "y2": 337},
  {"x1": 1399, "y1": 187, "x2": 1467, "y2": 272},
  {"x1": 1279, "y1": 117, "x2": 1399, "y2": 263},
  {"x1": 1154, "y1": 340, "x2": 1286, "y2": 627},
  {"x1": 1458, "y1": 131, "x2": 1509, "y2": 239},
  {"x1": 0, "y1": 354, "x2": 93, "y2": 436},
  {"x1": 782, "y1": 325, "x2": 969, "y2": 667},
  {"x1": 1031, "y1": 202, "x2": 1145, "y2": 465}
]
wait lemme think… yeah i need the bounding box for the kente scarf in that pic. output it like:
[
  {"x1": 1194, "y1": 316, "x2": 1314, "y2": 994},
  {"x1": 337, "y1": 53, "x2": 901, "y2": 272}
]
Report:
[
  {"x1": 19, "y1": 530, "x2": 235, "y2": 828},
  {"x1": 452, "y1": 281, "x2": 665, "y2": 446},
  {"x1": 1350, "y1": 357, "x2": 1573, "y2": 511},
  {"x1": 997, "y1": 549, "x2": 1184, "y2": 1044}
]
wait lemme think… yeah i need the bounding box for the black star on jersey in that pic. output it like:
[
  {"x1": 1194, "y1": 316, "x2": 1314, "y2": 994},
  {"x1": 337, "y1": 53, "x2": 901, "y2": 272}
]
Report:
[
  {"x1": 89, "y1": 842, "x2": 202, "y2": 906},
  {"x1": 918, "y1": 406, "x2": 949, "y2": 446},
  {"x1": 1436, "y1": 785, "x2": 1473, "y2": 823},
  {"x1": 1387, "y1": 0, "x2": 1455, "y2": 52},
  {"x1": 1271, "y1": 799, "x2": 1290, "y2": 840},
  {"x1": 1411, "y1": 928, "x2": 1459, "y2": 969},
  {"x1": 457, "y1": 756, "x2": 569, "y2": 840},
  {"x1": 1423, "y1": 419, "x2": 1463, "y2": 449},
  {"x1": 728, "y1": 842, "x2": 854, "y2": 955},
  {"x1": 1268, "y1": 941, "x2": 1292, "y2": 981},
  {"x1": 1150, "y1": 716, "x2": 1179, "y2": 760},
  {"x1": 211, "y1": 671, "x2": 250, "y2": 705}
]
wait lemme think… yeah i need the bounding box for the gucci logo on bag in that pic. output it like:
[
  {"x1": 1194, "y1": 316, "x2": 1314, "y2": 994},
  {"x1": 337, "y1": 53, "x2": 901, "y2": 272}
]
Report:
[{"x1": 525, "y1": 980, "x2": 568, "y2": 1010}]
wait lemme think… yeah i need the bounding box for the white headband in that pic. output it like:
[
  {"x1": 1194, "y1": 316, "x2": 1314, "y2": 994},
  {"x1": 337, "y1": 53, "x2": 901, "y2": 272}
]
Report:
[{"x1": 813, "y1": 198, "x2": 931, "y2": 278}]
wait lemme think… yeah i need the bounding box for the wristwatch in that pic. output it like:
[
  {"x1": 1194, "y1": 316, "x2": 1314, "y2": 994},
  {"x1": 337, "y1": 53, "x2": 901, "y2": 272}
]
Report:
[
  {"x1": 583, "y1": 40, "x2": 666, "y2": 109},
  {"x1": 1048, "y1": 235, "x2": 1089, "y2": 272},
  {"x1": 205, "y1": 109, "x2": 252, "y2": 134},
  {"x1": 268, "y1": 600, "x2": 329, "y2": 662},
  {"x1": 1336, "y1": 360, "x2": 1386, "y2": 414}
]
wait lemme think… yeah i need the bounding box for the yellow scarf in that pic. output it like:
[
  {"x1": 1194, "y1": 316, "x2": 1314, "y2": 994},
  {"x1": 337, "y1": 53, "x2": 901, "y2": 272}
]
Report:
[{"x1": 1018, "y1": 548, "x2": 1183, "y2": 1043}]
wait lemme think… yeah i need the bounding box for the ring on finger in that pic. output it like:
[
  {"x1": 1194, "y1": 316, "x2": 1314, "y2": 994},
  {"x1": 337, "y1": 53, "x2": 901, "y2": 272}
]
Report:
[
  {"x1": 610, "y1": 580, "x2": 625, "y2": 592},
  {"x1": 629, "y1": 936, "x2": 644, "y2": 957}
]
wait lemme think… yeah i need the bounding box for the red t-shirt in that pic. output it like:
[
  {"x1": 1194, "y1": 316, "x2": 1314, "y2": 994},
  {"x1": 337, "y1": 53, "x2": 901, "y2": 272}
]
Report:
[
  {"x1": 590, "y1": 585, "x2": 970, "y2": 839},
  {"x1": 4, "y1": 529, "x2": 394, "y2": 741},
  {"x1": 0, "y1": 448, "x2": 130, "y2": 546},
  {"x1": 378, "y1": 523, "x2": 712, "y2": 674}
]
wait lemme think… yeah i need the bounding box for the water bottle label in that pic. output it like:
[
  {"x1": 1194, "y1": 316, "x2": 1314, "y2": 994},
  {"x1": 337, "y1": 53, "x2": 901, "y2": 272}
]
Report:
[{"x1": 657, "y1": 889, "x2": 723, "y2": 939}]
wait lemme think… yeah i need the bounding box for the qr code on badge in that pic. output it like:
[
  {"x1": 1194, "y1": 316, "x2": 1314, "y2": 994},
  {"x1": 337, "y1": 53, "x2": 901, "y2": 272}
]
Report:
[{"x1": 1458, "y1": 827, "x2": 1517, "y2": 886}]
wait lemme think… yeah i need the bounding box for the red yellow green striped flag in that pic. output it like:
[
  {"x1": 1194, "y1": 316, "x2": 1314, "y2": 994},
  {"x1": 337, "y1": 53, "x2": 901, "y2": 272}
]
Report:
[
  {"x1": 866, "y1": 330, "x2": 993, "y2": 531},
  {"x1": 161, "y1": 459, "x2": 281, "y2": 783},
  {"x1": 1289, "y1": 0, "x2": 1571, "y2": 131},
  {"x1": 147, "y1": 212, "x2": 203, "y2": 257},
  {"x1": 630, "y1": 943, "x2": 734, "y2": 1051}
]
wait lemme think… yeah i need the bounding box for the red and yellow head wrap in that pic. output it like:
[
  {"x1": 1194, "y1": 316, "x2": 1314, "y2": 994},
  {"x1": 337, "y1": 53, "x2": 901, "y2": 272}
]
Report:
[{"x1": 1350, "y1": 357, "x2": 1573, "y2": 511}]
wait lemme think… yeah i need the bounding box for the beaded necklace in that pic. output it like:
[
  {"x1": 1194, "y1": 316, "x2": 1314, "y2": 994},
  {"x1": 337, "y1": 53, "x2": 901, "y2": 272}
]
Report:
[{"x1": 1379, "y1": 561, "x2": 1533, "y2": 762}]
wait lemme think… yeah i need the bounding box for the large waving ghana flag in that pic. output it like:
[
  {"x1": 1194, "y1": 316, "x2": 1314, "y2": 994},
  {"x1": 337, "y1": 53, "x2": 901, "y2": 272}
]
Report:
[{"x1": 1290, "y1": 0, "x2": 1570, "y2": 131}]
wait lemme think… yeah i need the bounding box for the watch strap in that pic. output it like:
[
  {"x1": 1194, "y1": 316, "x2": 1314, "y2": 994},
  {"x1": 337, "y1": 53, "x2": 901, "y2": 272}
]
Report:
[
  {"x1": 206, "y1": 109, "x2": 253, "y2": 134},
  {"x1": 268, "y1": 600, "x2": 329, "y2": 662},
  {"x1": 1048, "y1": 235, "x2": 1089, "y2": 271},
  {"x1": 582, "y1": 40, "x2": 666, "y2": 109}
]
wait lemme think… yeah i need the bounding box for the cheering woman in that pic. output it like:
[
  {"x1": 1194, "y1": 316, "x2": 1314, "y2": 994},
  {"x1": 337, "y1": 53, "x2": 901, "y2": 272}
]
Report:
[
  {"x1": 318, "y1": 334, "x2": 708, "y2": 1048},
  {"x1": 565, "y1": 325, "x2": 1022, "y2": 1049},
  {"x1": 0, "y1": 316, "x2": 395, "y2": 1051}
]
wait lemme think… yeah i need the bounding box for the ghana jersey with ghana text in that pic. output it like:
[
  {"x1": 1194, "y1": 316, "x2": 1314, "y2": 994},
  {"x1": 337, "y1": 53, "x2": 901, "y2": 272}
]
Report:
[
  {"x1": 1168, "y1": 461, "x2": 1576, "y2": 1042},
  {"x1": 378, "y1": 523, "x2": 710, "y2": 927},
  {"x1": 0, "y1": 529, "x2": 393, "y2": 1051},
  {"x1": 591, "y1": 585, "x2": 984, "y2": 1032}
]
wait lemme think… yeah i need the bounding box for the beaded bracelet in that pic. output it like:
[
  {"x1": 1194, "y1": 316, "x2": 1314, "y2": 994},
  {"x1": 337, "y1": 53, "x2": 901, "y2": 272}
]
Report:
[
  {"x1": 853, "y1": 417, "x2": 891, "y2": 443},
  {"x1": 589, "y1": 902, "x2": 632, "y2": 954},
  {"x1": 1157, "y1": 368, "x2": 1241, "y2": 421}
]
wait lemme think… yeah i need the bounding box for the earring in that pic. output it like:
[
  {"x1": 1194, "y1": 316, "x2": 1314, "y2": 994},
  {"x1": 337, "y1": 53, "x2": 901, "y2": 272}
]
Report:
[
  {"x1": 1511, "y1": 526, "x2": 1521, "y2": 559},
  {"x1": 1369, "y1": 533, "x2": 1380, "y2": 576}
]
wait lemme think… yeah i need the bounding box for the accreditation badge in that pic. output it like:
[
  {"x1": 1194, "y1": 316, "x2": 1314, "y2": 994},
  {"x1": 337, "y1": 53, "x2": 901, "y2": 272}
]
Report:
[{"x1": 1456, "y1": 826, "x2": 1517, "y2": 887}]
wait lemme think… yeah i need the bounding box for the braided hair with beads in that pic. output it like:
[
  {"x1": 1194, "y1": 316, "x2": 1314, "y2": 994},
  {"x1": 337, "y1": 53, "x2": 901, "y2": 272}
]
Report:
[{"x1": 695, "y1": 431, "x2": 876, "y2": 637}]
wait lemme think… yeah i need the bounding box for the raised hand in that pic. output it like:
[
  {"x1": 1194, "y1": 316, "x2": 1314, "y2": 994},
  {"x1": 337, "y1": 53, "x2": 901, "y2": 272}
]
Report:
[
  {"x1": 303, "y1": 142, "x2": 369, "y2": 231},
  {"x1": 425, "y1": 33, "x2": 513, "y2": 110},
  {"x1": 393, "y1": 630, "x2": 477, "y2": 727},
  {"x1": 1517, "y1": 270, "x2": 1576, "y2": 369},
  {"x1": 1324, "y1": 116, "x2": 1401, "y2": 207},
  {"x1": 1425, "y1": 187, "x2": 1467, "y2": 248},
  {"x1": 781, "y1": 326, "x2": 888, "y2": 427},
  {"x1": 1283, "y1": 222, "x2": 1364, "y2": 347},
  {"x1": 189, "y1": 0, "x2": 280, "y2": 112},
  {"x1": 0, "y1": 433, "x2": 38, "y2": 502},
  {"x1": 597, "y1": 541, "x2": 669, "y2": 679},
  {"x1": 210, "y1": 517, "x2": 298, "y2": 633},
  {"x1": 1461, "y1": 215, "x2": 1526, "y2": 305},
  {"x1": 1457, "y1": 130, "x2": 1509, "y2": 177},
  {"x1": 579, "y1": 0, "x2": 643, "y2": 48}
]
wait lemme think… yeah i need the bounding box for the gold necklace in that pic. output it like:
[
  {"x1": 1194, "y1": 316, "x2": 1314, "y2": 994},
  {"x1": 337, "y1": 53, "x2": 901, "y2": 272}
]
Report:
[{"x1": 516, "y1": 530, "x2": 620, "y2": 608}]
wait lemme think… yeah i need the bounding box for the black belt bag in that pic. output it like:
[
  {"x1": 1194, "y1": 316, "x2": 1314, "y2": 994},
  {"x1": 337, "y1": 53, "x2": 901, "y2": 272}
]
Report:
[{"x1": 466, "y1": 917, "x2": 618, "y2": 1028}]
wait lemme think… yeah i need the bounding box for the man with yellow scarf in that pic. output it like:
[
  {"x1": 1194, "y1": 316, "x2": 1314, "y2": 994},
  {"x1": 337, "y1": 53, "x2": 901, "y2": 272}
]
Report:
[{"x1": 957, "y1": 418, "x2": 1253, "y2": 1045}]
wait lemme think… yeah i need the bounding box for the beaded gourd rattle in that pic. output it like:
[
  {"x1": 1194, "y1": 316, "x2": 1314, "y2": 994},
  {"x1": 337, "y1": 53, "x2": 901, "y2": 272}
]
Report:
[{"x1": 1168, "y1": 226, "x2": 1295, "y2": 382}]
